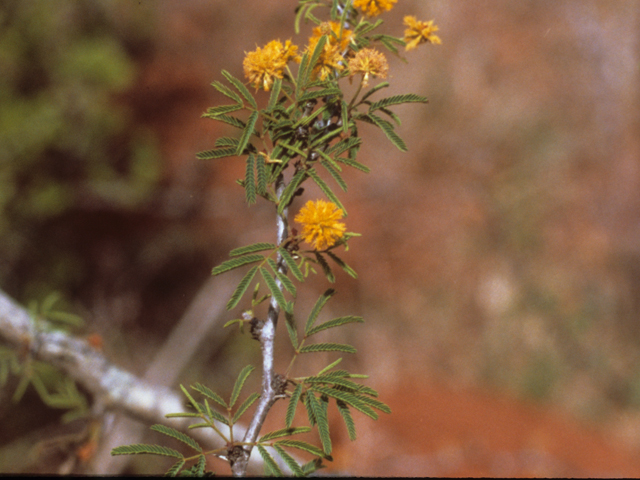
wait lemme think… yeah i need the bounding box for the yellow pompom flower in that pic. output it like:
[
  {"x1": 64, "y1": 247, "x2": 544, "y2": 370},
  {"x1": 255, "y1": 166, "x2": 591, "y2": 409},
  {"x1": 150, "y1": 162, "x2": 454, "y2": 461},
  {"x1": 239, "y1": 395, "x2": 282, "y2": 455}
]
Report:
[
  {"x1": 306, "y1": 21, "x2": 354, "y2": 81},
  {"x1": 309, "y1": 21, "x2": 354, "y2": 52},
  {"x1": 294, "y1": 199, "x2": 346, "y2": 250},
  {"x1": 403, "y1": 16, "x2": 442, "y2": 51},
  {"x1": 243, "y1": 39, "x2": 300, "y2": 91},
  {"x1": 353, "y1": 0, "x2": 397, "y2": 17},
  {"x1": 348, "y1": 48, "x2": 389, "y2": 87}
]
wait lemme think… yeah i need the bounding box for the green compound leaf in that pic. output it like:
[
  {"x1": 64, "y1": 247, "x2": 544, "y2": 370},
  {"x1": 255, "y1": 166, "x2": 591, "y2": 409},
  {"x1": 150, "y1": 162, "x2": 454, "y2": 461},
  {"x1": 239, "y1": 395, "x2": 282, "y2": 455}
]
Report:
[
  {"x1": 306, "y1": 393, "x2": 331, "y2": 455},
  {"x1": 260, "y1": 426, "x2": 311, "y2": 442},
  {"x1": 278, "y1": 248, "x2": 304, "y2": 282},
  {"x1": 260, "y1": 267, "x2": 288, "y2": 311},
  {"x1": 367, "y1": 93, "x2": 428, "y2": 112},
  {"x1": 236, "y1": 110, "x2": 259, "y2": 156},
  {"x1": 210, "y1": 80, "x2": 243, "y2": 104},
  {"x1": 233, "y1": 392, "x2": 260, "y2": 424},
  {"x1": 299, "y1": 343, "x2": 357, "y2": 354},
  {"x1": 257, "y1": 445, "x2": 283, "y2": 477},
  {"x1": 314, "y1": 252, "x2": 335, "y2": 283},
  {"x1": 191, "y1": 383, "x2": 227, "y2": 408},
  {"x1": 336, "y1": 400, "x2": 357, "y2": 441},
  {"x1": 180, "y1": 385, "x2": 204, "y2": 414},
  {"x1": 245, "y1": 154, "x2": 256, "y2": 205},
  {"x1": 335, "y1": 155, "x2": 370, "y2": 173},
  {"x1": 211, "y1": 254, "x2": 264, "y2": 276},
  {"x1": 326, "y1": 136, "x2": 361, "y2": 157},
  {"x1": 230, "y1": 242, "x2": 277, "y2": 257},
  {"x1": 367, "y1": 113, "x2": 408, "y2": 152},
  {"x1": 226, "y1": 265, "x2": 259, "y2": 310},
  {"x1": 196, "y1": 147, "x2": 238, "y2": 160},
  {"x1": 111, "y1": 444, "x2": 183, "y2": 458},
  {"x1": 166, "y1": 458, "x2": 186, "y2": 477},
  {"x1": 285, "y1": 383, "x2": 303, "y2": 428},
  {"x1": 150, "y1": 425, "x2": 202, "y2": 453},
  {"x1": 307, "y1": 169, "x2": 346, "y2": 216},
  {"x1": 273, "y1": 444, "x2": 304, "y2": 477},
  {"x1": 222, "y1": 69, "x2": 258, "y2": 109},
  {"x1": 305, "y1": 288, "x2": 335, "y2": 335},
  {"x1": 305, "y1": 315, "x2": 364, "y2": 337},
  {"x1": 230, "y1": 365, "x2": 255, "y2": 408}
]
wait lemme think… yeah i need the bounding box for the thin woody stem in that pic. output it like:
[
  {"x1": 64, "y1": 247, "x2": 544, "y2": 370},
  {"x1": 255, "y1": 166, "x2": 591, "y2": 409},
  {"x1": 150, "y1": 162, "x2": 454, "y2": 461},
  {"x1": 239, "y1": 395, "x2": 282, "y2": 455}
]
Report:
[{"x1": 232, "y1": 174, "x2": 288, "y2": 476}]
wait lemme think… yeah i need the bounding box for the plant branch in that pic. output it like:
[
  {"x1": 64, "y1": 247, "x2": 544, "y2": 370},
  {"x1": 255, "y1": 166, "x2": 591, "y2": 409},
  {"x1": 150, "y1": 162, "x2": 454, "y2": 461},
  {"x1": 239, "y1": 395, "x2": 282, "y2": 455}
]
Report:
[{"x1": 233, "y1": 174, "x2": 289, "y2": 476}]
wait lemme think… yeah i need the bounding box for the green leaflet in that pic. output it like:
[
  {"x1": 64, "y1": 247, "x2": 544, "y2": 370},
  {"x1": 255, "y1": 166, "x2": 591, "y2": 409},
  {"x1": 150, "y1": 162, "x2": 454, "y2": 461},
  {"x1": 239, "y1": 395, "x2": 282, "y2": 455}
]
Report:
[
  {"x1": 285, "y1": 309, "x2": 299, "y2": 349},
  {"x1": 229, "y1": 242, "x2": 276, "y2": 256},
  {"x1": 320, "y1": 159, "x2": 347, "y2": 192},
  {"x1": 359, "y1": 81, "x2": 390, "y2": 103},
  {"x1": 260, "y1": 426, "x2": 311, "y2": 442},
  {"x1": 367, "y1": 113, "x2": 408, "y2": 152},
  {"x1": 232, "y1": 392, "x2": 260, "y2": 424},
  {"x1": 314, "y1": 252, "x2": 335, "y2": 283},
  {"x1": 192, "y1": 383, "x2": 227, "y2": 408},
  {"x1": 278, "y1": 248, "x2": 304, "y2": 282},
  {"x1": 267, "y1": 77, "x2": 283, "y2": 111},
  {"x1": 210, "y1": 80, "x2": 243, "y2": 104},
  {"x1": 286, "y1": 383, "x2": 303, "y2": 428},
  {"x1": 298, "y1": 343, "x2": 357, "y2": 354},
  {"x1": 304, "y1": 288, "x2": 335, "y2": 334},
  {"x1": 312, "y1": 386, "x2": 380, "y2": 419},
  {"x1": 222, "y1": 69, "x2": 258, "y2": 109},
  {"x1": 166, "y1": 458, "x2": 186, "y2": 476},
  {"x1": 305, "y1": 315, "x2": 364, "y2": 337},
  {"x1": 211, "y1": 254, "x2": 264, "y2": 276},
  {"x1": 236, "y1": 110, "x2": 259, "y2": 156},
  {"x1": 255, "y1": 153, "x2": 267, "y2": 195},
  {"x1": 277, "y1": 168, "x2": 307, "y2": 215},
  {"x1": 257, "y1": 445, "x2": 283, "y2": 477},
  {"x1": 297, "y1": 87, "x2": 342, "y2": 104},
  {"x1": 336, "y1": 400, "x2": 357, "y2": 441},
  {"x1": 226, "y1": 265, "x2": 259, "y2": 310},
  {"x1": 111, "y1": 444, "x2": 183, "y2": 458},
  {"x1": 273, "y1": 444, "x2": 304, "y2": 477},
  {"x1": 335, "y1": 155, "x2": 370, "y2": 173},
  {"x1": 245, "y1": 154, "x2": 256, "y2": 205},
  {"x1": 196, "y1": 147, "x2": 237, "y2": 160},
  {"x1": 215, "y1": 136, "x2": 240, "y2": 148},
  {"x1": 150, "y1": 425, "x2": 201, "y2": 453},
  {"x1": 307, "y1": 169, "x2": 346, "y2": 216},
  {"x1": 368, "y1": 93, "x2": 428, "y2": 112},
  {"x1": 203, "y1": 103, "x2": 243, "y2": 117},
  {"x1": 306, "y1": 393, "x2": 331, "y2": 455},
  {"x1": 326, "y1": 251, "x2": 358, "y2": 278},
  {"x1": 230, "y1": 365, "x2": 255, "y2": 408},
  {"x1": 275, "y1": 439, "x2": 325, "y2": 459},
  {"x1": 260, "y1": 267, "x2": 288, "y2": 311}
]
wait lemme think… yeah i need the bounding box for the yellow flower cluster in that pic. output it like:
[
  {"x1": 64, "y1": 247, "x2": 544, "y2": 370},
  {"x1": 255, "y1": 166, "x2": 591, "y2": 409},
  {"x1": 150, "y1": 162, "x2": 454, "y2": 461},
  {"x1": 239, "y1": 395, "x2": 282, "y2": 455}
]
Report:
[
  {"x1": 295, "y1": 199, "x2": 346, "y2": 250},
  {"x1": 307, "y1": 21, "x2": 354, "y2": 81},
  {"x1": 353, "y1": 0, "x2": 397, "y2": 17},
  {"x1": 403, "y1": 16, "x2": 442, "y2": 50},
  {"x1": 243, "y1": 39, "x2": 300, "y2": 91},
  {"x1": 348, "y1": 48, "x2": 388, "y2": 87}
]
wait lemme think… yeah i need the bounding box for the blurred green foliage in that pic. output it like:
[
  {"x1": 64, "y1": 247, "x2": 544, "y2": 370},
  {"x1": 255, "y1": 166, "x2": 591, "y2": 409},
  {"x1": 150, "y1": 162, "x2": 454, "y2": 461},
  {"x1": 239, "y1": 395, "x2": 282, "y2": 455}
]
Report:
[{"x1": 0, "y1": 0, "x2": 160, "y2": 301}]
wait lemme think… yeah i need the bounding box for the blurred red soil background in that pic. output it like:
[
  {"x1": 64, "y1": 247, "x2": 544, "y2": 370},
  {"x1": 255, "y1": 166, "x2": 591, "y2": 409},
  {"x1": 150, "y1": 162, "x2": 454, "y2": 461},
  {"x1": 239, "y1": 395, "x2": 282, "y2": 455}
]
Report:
[{"x1": 4, "y1": 0, "x2": 640, "y2": 476}]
